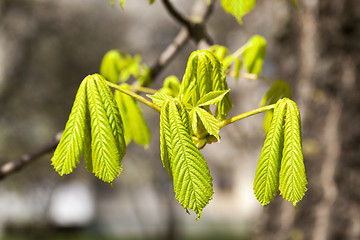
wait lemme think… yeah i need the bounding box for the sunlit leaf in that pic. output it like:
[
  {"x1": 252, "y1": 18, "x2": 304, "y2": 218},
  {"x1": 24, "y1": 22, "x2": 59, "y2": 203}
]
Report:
[
  {"x1": 221, "y1": 0, "x2": 256, "y2": 24},
  {"x1": 243, "y1": 35, "x2": 267, "y2": 76}
]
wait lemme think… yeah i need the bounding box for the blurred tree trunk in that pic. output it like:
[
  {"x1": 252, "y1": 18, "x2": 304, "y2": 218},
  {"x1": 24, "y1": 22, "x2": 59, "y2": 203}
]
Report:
[{"x1": 256, "y1": 0, "x2": 360, "y2": 239}]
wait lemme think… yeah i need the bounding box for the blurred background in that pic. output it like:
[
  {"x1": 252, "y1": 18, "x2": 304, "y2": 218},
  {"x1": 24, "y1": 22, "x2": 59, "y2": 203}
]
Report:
[{"x1": 0, "y1": 0, "x2": 359, "y2": 239}]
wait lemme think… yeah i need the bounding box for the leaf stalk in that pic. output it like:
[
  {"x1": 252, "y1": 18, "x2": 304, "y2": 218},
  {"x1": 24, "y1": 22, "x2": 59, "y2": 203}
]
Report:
[
  {"x1": 107, "y1": 82, "x2": 161, "y2": 113},
  {"x1": 219, "y1": 104, "x2": 275, "y2": 128}
]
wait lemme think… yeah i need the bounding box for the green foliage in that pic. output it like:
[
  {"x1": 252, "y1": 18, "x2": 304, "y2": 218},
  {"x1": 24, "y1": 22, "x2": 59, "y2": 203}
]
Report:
[
  {"x1": 160, "y1": 99, "x2": 214, "y2": 219},
  {"x1": 51, "y1": 80, "x2": 89, "y2": 176},
  {"x1": 254, "y1": 99, "x2": 286, "y2": 205},
  {"x1": 260, "y1": 80, "x2": 292, "y2": 133},
  {"x1": 279, "y1": 99, "x2": 307, "y2": 207},
  {"x1": 179, "y1": 50, "x2": 233, "y2": 121},
  {"x1": 158, "y1": 75, "x2": 180, "y2": 97},
  {"x1": 243, "y1": 35, "x2": 267, "y2": 76},
  {"x1": 221, "y1": 0, "x2": 256, "y2": 24},
  {"x1": 52, "y1": 74, "x2": 126, "y2": 184},
  {"x1": 209, "y1": 45, "x2": 229, "y2": 61},
  {"x1": 114, "y1": 83, "x2": 151, "y2": 146},
  {"x1": 100, "y1": 50, "x2": 151, "y2": 85},
  {"x1": 254, "y1": 98, "x2": 307, "y2": 207}
]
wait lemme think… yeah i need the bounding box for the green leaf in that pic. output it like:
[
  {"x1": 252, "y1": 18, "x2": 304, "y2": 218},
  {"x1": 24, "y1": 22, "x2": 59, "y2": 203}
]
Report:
[
  {"x1": 51, "y1": 80, "x2": 89, "y2": 176},
  {"x1": 100, "y1": 50, "x2": 150, "y2": 85},
  {"x1": 243, "y1": 35, "x2": 267, "y2": 76},
  {"x1": 194, "y1": 107, "x2": 220, "y2": 141},
  {"x1": 100, "y1": 50, "x2": 122, "y2": 84},
  {"x1": 87, "y1": 74, "x2": 126, "y2": 184},
  {"x1": 147, "y1": 91, "x2": 172, "y2": 107},
  {"x1": 221, "y1": 0, "x2": 256, "y2": 24},
  {"x1": 148, "y1": 0, "x2": 155, "y2": 4},
  {"x1": 260, "y1": 80, "x2": 291, "y2": 133},
  {"x1": 253, "y1": 99, "x2": 287, "y2": 206},
  {"x1": 279, "y1": 99, "x2": 307, "y2": 207},
  {"x1": 161, "y1": 99, "x2": 214, "y2": 219},
  {"x1": 179, "y1": 50, "x2": 233, "y2": 121},
  {"x1": 209, "y1": 45, "x2": 229, "y2": 61},
  {"x1": 260, "y1": 80, "x2": 292, "y2": 107},
  {"x1": 234, "y1": 58, "x2": 242, "y2": 80},
  {"x1": 197, "y1": 90, "x2": 230, "y2": 107},
  {"x1": 160, "y1": 99, "x2": 172, "y2": 177},
  {"x1": 115, "y1": 84, "x2": 151, "y2": 147},
  {"x1": 159, "y1": 75, "x2": 180, "y2": 97}
]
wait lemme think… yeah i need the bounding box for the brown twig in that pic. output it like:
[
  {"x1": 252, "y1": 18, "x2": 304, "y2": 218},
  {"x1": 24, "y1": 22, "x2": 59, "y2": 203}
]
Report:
[
  {"x1": 0, "y1": 132, "x2": 63, "y2": 180},
  {"x1": 0, "y1": 0, "x2": 217, "y2": 181},
  {"x1": 150, "y1": 28, "x2": 189, "y2": 79}
]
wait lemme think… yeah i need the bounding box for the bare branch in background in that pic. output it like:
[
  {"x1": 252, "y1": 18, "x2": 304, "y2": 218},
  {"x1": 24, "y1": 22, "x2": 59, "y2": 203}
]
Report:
[
  {"x1": 0, "y1": 132, "x2": 63, "y2": 180},
  {"x1": 150, "y1": 28, "x2": 189, "y2": 79},
  {"x1": 0, "y1": 0, "x2": 217, "y2": 181}
]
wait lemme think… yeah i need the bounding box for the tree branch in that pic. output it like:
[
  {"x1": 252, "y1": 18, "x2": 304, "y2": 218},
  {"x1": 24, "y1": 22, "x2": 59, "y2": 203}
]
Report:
[
  {"x1": 150, "y1": 27, "x2": 189, "y2": 80},
  {"x1": 0, "y1": 132, "x2": 63, "y2": 180},
  {"x1": 0, "y1": 0, "x2": 217, "y2": 181},
  {"x1": 161, "y1": 0, "x2": 192, "y2": 30},
  {"x1": 162, "y1": 0, "x2": 214, "y2": 47}
]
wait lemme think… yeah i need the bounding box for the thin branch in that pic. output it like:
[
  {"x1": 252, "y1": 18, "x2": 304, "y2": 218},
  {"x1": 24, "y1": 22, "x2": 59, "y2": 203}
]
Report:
[
  {"x1": 0, "y1": 132, "x2": 63, "y2": 180},
  {"x1": 0, "y1": 0, "x2": 215, "y2": 181},
  {"x1": 150, "y1": 28, "x2": 189, "y2": 79},
  {"x1": 219, "y1": 104, "x2": 275, "y2": 129},
  {"x1": 161, "y1": 0, "x2": 192, "y2": 30}
]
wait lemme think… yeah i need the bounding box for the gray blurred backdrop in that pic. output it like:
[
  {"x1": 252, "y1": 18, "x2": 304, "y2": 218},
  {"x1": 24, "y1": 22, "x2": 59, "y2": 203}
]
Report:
[{"x1": 0, "y1": 0, "x2": 359, "y2": 240}]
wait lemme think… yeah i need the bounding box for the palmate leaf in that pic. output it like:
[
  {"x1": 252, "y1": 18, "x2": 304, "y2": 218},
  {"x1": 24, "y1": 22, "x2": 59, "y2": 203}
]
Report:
[
  {"x1": 51, "y1": 80, "x2": 89, "y2": 175},
  {"x1": 160, "y1": 99, "x2": 214, "y2": 219},
  {"x1": 179, "y1": 50, "x2": 233, "y2": 121},
  {"x1": 115, "y1": 84, "x2": 151, "y2": 147},
  {"x1": 86, "y1": 74, "x2": 126, "y2": 184},
  {"x1": 279, "y1": 99, "x2": 307, "y2": 207},
  {"x1": 221, "y1": 0, "x2": 256, "y2": 24},
  {"x1": 253, "y1": 99, "x2": 286, "y2": 206}
]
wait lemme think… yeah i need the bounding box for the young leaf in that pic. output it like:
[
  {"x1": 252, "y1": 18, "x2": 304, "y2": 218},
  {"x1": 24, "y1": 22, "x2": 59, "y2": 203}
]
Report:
[
  {"x1": 194, "y1": 107, "x2": 220, "y2": 141},
  {"x1": 209, "y1": 45, "x2": 229, "y2": 61},
  {"x1": 196, "y1": 90, "x2": 230, "y2": 107},
  {"x1": 260, "y1": 80, "x2": 291, "y2": 133},
  {"x1": 234, "y1": 58, "x2": 242, "y2": 80},
  {"x1": 160, "y1": 100, "x2": 172, "y2": 177},
  {"x1": 100, "y1": 50, "x2": 122, "y2": 84},
  {"x1": 51, "y1": 80, "x2": 89, "y2": 176},
  {"x1": 114, "y1": 84, "x2": 151, "y2": 147},
  {"x1": 147, "y1": 91, "x2": 172, "y2": 107},
  {"x1": 253, "y1": 99, "x2": 286, "y2": 206},
  {"x1": 221, "y1": 0, "x2": 256, "y2": 24},
  {"x1": 243, "y1": 35, "x2": 267, "y2": 76},
  {"x1": 162, "y1": 99, "x2": 214, "y2": 219},
  {"x1": 87, "y1": 74, "x2": 126, "y2": 184},
  {"x1": 159, "y1": 75, "x2": 180, "y2": 97},
  {"x1": 179, "y1": 50, "x2": 233, "y2": 120},
  {"x1": 279, "y1": 99, "x2": 307, "y2": 207}
]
